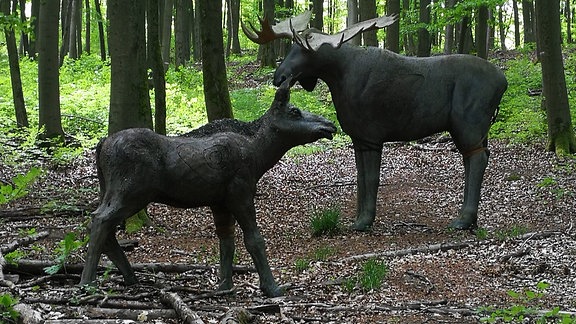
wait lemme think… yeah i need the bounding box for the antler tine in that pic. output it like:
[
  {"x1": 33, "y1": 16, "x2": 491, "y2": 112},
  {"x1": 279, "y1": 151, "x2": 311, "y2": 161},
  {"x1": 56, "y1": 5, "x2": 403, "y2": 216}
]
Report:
[
  {"x1": 291, "y1": 19, "x2": 314, "y2": 51},
  {"x1": 241, "y1": 16, "x2": 279, "y2": 44},
  {"x1": 242, "y1": 10, "x2": 312, "y2": 45},
  {"x1": 300, "y1": 14, "x2": 398, "y2": 51}
]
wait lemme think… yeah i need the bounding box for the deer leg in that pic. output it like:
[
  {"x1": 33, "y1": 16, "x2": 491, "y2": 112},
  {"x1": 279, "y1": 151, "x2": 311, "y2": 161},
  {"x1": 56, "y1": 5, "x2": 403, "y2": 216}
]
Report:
[
  {"x1": 352, "y1": 147, "x2": 383, "y2": 231},
  {"x1": 211, "y1": 206, "x2": 236, "y2": 292},
  {"x1": 102, "y1": 231, "x2": 138, "y2": 285},
  {"x1": 449, "y1": 148, "x2": 489, "y2": 230},
  {"x1": 232, "y1": 202, "x2": 281, "y2": 297},
  {"x1": 80, "y1": 203, "x2": 140, "y2": 285},
  {"x1": 80, "y1": 210, "x2": 116, "y2": 285}
]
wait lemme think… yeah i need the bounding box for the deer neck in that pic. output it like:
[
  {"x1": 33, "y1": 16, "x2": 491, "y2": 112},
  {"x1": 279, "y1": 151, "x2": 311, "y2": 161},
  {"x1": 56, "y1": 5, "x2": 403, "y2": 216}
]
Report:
[{"x1": 250, "y1": 119, "x2": 292, "y2": 174}]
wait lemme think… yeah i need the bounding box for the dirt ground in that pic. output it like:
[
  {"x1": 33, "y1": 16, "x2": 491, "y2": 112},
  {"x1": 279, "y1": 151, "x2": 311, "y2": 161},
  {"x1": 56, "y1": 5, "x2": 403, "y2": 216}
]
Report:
[{"x1": 1, "y1": 135, "x2": 575, "y2": 323}]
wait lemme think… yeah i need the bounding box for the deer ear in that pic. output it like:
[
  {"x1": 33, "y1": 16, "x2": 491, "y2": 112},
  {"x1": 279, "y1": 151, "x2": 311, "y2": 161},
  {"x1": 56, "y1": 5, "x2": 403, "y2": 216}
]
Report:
[{"x1": 274, "y1": 76, "x2": 293, "y2": 104}]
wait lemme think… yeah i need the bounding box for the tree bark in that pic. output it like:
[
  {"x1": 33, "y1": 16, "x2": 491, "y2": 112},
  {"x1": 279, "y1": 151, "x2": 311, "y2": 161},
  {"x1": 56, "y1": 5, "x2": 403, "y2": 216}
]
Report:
[
  {"x1": 523, "y1": 0, "x2": 536, "y2": 43},
  {"x1": 311, "y1": 0, "x2": 324, "y2": 31},
  {"x1": 161, "y1": 0, "x2": 173, "y2": 67},
  {"x1": 94, "y1": 0, "x2": 106, "y2": 60},
  {"x1": 535, "y1": 0, "x2": 576, "y2": 155},
  {"x1": 475, "y1": 4, "x2": 489, "y2": 59},
  {"x1": 359, "y1": 0, "x2": 377, "y2": 46},
  {"x1": 417, "y1": 0, "x2": 431, "y2": 57},
  {"x1": 225, "y1": 0, "x2": 241, "y2": 56},
  {"x1": 148, "y1": 0, "x2": 167, "y2": 135},
  {"x1": 38, "y1": 0, "x2": 65, "y2": 141},
  {"x1": 512, "y1": 0, "x2": 520, "y2": 48},
  {"x1": 386, "y1": 0, "x2": 400, "y2": 53},
  {"x1": 1, "y1": 0, "x2": 28, "y2": 127},
  {"x1": 175, "y1": 0, "x2": 191, "y2": 68},
  {"x1": 498, "y1": 5, "x2": 507, "y2": 50},
  {"x1": 347, "y1": 0, "x2": 360, "y2": 45},
  {"x1": 84, "y1": 0, "x2": 90, "y2": 54},
  {"x1": 197, "y1": 0, "x2": 233, "y2": 121},
  {"x1": 259, "y1": 0, "x2": 276, "y2": 67},
  {"x1": 28, "y1": 0, "x2": 39, "y2": 59},
  {"x1": 444, "y1": 0, "x2": 455, "y2": 54},
  {"x1": 107, "y1": 0, "x2": 153, "y2": 135}
]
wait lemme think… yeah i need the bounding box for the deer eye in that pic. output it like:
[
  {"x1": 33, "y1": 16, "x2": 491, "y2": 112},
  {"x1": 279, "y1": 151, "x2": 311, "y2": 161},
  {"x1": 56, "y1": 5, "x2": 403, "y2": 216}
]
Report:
[{"x1": 289, "y1": 108, "x2": 302, "y2": 118}]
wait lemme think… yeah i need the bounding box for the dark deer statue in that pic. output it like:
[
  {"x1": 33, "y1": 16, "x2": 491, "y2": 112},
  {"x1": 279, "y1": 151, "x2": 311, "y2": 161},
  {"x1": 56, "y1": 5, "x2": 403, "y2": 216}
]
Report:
[
  {"x1": 243, "y1": 13, "x2": 508, "y2": 231},
  {"x1": 79, "y1": 78, "x2": 337, "y2": 297}
]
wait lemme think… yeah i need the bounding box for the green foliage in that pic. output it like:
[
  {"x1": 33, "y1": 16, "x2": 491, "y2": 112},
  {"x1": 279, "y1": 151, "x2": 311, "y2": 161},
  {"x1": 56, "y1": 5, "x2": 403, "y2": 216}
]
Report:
[
  {"x1": 309, "y1": 205, "x2": 342, "y2": 237},
  {"x1": 343, "y1": 258, "x2": 389, "y2": 293},
  {"x1": 44, "y1": 232, "x2": 88, "y2": 275},
  {"x1": 494, "y1": 225, "x2": 528, "y2": 240},
  {"x1": 491, "y1": 56, "x2": 547, "y2": 142},
  {"x1": 124, "y1": 209, "x2": 151, "y2": 234},
  {"x1": 0, "y1": 293, "x2": 20, "y2": 324},
  {"x1": 312, "y1": 245, "x2": 337, "y2": 261},
  {"x1": 4, "y1": 249, "x2": 27, "y2": 266},
  {"x1": 0, "y1": 167, "x2": 41, "y2": 205},
  {"x1": 294, "y1": 258, "x2": 310, "y2": 272},
  {"x1": 479, "y1": 282, "x2": 576, "y2": 323}
]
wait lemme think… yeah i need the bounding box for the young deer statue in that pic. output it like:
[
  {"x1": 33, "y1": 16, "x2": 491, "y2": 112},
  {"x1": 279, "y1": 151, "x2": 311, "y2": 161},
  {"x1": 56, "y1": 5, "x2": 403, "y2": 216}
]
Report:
[
  {"x1": 243, "y1": 12, "x2": 507, "y2": 231},
  {"x1": 79, "y1": 78, "x2": 337, "y2": 297}
]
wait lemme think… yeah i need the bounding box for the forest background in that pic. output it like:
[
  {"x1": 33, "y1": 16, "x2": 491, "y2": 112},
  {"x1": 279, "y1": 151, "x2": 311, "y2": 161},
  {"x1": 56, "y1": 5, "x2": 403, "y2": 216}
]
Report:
[
  {"x1": 0, "y1": 0, "x2": 575, "y2": 159},
  {"x1": 0, "y1": 0, "x2": 576, "y2": 322}
]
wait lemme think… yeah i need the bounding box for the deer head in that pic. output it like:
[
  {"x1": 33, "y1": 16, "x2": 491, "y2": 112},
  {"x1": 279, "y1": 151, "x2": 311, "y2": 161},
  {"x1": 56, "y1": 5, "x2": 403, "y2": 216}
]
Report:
[{"x1": 242, "y1": 11, "x2": 398, "y2": 51}]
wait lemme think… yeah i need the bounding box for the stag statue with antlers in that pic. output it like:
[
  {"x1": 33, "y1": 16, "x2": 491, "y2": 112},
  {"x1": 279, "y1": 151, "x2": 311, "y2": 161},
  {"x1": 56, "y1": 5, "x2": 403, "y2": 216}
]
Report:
[{"x1": 243, "y1": 12, "x2": 507, "y2": 231}]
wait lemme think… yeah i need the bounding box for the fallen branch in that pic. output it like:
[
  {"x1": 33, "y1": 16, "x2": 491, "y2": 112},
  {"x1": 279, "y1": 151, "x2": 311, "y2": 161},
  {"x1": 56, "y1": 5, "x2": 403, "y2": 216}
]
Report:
[
  {"x1": 1, "y1": 231, "x2": 50, "y2": 254},
  {"x1": 5, "y1": 259, "x2": 254, "y2": 276},
  {"x1": 340, "y1": 230, "x2": 562, "y2": 262},
  {"x1": 161, "y1": 290, "x2": 205, "y2": 324},
  {"x1": 66, "y1": 306, "x2": 177, "y2": 321}
]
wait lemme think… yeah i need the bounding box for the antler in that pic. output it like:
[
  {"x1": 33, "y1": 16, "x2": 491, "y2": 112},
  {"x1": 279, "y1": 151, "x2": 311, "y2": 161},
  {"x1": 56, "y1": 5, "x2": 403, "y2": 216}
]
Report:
[
  {"x1": 242, "y1": 11, "x2": 312, "y2": 44},
  {"x1": 293, "y1": 14, "x2": 399, "y2": 51}
]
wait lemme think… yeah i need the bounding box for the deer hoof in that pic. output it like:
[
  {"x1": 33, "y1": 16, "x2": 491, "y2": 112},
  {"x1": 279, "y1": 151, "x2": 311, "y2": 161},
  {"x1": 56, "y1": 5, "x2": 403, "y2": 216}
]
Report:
[
  {"x1": 263, "y1": 285, "x2": 283, "y2": 298},
  {"x1": 351, "y1": 219, "x2": 373, "y2": 232},
  {"x1": 448, "y1": 216, "x2": 477, "y2": 230}
]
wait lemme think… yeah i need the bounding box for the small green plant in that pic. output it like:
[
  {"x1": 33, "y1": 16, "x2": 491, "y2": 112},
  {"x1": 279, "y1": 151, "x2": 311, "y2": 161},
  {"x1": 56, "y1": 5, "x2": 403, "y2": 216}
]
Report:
[
  {"x1": 4, "y1": 250, "x2": 27, "y2": 265},
  {"x1": 475, "y1": 227, "x2": 489, "y2": 240},
  {"x1": 0, "y1": 167, "x2": 42, "y2": 205},
  {"x1": 479, "y1": 281, "x2": 576, "y2": 323},
  {"x1": 537, "y1": 177, "x2": 557, "y2": 188},
  {"x1": 343, "y1": 258, "x2": 389, "y2": 293},
  {"x1": 294, "y1": 258, "x2": 310, "y2": 272},
  {"x1": 44, "y1": 232, "x2": 88, "y2": 275},
  {"x1": 0, "y1": 293, "x2": 20, "y2": 324},
  {"x1": 312, "y1": 245, "x2": 337, "y2": 261},
  {"x1": 310, "y1": 205, "x2": 341, "y2": 237},
  {"x1": 495, "y1": 225, "x2": 528, "y2": 240},
  {"x1": 17, "y1": 227, "x2": 37, "y2": 237}
]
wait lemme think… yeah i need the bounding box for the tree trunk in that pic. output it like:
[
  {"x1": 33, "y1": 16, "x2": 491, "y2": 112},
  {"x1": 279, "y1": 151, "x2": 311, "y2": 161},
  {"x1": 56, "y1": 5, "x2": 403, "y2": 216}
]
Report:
[
  {"x1": 359, "y1": 0, "x2": 377, "y2": 46},
  {"x1": 161, "y1": 0, "x2": 173, "y2": 67},
  {"x1": 498, "y1": 5, "x2": 507, "y2": 50},
  {"x1": 259, "y1": 0, "x2": 275, "y2": 68},
  {"x1": 475, "y1": 4, "x2": 489, "y2": 59},
  {"x1": 17, "y1": 0, "x2": 29, "y2": 57},
  {"x1": 523, "y1": 0, "x2": 536, "y2": 43},
  {"x1": 512, "y1": 0, "x2": 520, "y2": 48},
  {"x1": 347, "y1": 0, "x2": 360, "y2": 45},
  {"x1": 191, "y1": 0, "x2": 202, "y2": 62},
  {"x1": 148, "y1": 0, "x2": 167, "y2": 135},
  {"x1": 38, "y1": 0, "x2": 65, "y2": 141},
  {"x1": 1, "y1": 0, "x2": 28, "y2": 127},
  {"x1": 444, "y1": 0, "x2": 455, "y2": 54},
  {"x1": 107, "y1": 0, "x2": 153, "y2": 135},
  {"x1": 386, "y1": 0, "x2": 400, "y2": 53},
  {"x1": 535, "y1": 0, "x2": 576, "y2": 155},
  {"x1": 84, "y1": 0, "x2": 90, "y2": 54},
  {"x1": 226, "y1": 0, "x2": 241, "y2": 56},
  {"x1": 175, "y1": 0, "x2": 191, "y2": 68},
  {"x1": 566, "y1": 0, "x2": 572, "y2": 43},
  {"x1": 417, "y1": 0, "x2": 431, "y2": 57},
  {"x1": 28, "y1": 0, "x2": 39, "y2": 59},
  {"x1": 197, "y1": 0, "x2": 233, "y2": 121},
  {"x1": 95, "y1": 0, "x2": 106, "y2": 60},
  {"x1": 59, "y1": 0, "x2": 72, "y2": 66},
  {"x1": 68, "y1": 0, "x2": 79, "y2": 59},
  {"x1": 311, "y1": 0, "x2": 324, "y2": 31}
]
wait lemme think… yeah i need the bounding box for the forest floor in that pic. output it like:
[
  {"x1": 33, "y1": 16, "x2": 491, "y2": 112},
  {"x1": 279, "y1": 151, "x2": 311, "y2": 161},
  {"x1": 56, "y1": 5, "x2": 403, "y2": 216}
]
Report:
[{"x1": 1, "y1": 133, "x2": 576, "y2": 323}]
